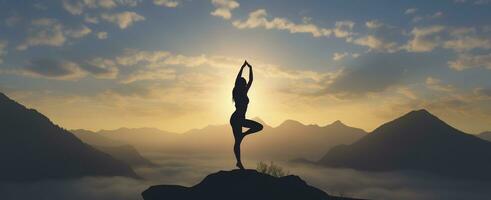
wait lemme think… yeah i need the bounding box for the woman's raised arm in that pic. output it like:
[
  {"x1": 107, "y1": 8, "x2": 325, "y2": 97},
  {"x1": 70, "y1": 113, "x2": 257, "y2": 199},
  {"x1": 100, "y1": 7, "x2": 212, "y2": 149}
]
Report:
[
  {"x1": 246, "y1": 62, "x2": 253, "y2": 90},
  {"x1": 235, "y1": 61, "x2": 248, "y2": 83}
]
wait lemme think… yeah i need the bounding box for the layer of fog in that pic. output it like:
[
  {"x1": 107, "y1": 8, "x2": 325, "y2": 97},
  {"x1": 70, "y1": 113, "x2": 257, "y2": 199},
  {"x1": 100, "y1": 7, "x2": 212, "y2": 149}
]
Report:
[{"x1": 1, "y1": 153, "x2": 491, "y2": 200}]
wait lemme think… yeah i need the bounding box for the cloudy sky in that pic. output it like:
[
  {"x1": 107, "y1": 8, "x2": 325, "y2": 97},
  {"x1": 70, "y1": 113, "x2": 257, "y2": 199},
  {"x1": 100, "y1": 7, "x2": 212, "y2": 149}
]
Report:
[{"x1": 0, "y1": 0, "x2": 490, "y2": 133}]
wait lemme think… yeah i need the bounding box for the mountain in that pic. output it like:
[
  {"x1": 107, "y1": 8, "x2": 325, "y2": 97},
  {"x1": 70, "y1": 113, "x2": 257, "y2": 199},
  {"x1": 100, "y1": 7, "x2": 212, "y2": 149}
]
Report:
[
  {"x1": 246, "y1": 119, "x2": 366, "y2": 160},
  {"x1": 71, "y1": 129, "x2": 155, "y2": 167},
  {"x1": 319, "y1": 109, "x2": 491, "y2": 180},
  {"x1": 90, "y1": 118, "x2": 366, "y2": 160},
  {"x1": 478, "y1": 131, "x2": 491, "y2": 142},
  {"x1": 71, "y1": 129, "x2": 125, "y2": 146},
  {"x1": 142, "y1": 170, "x2": 365, "y2": 200},
  {"x1": 0, "y1": 92, "x2": 138, "y2": 181}
]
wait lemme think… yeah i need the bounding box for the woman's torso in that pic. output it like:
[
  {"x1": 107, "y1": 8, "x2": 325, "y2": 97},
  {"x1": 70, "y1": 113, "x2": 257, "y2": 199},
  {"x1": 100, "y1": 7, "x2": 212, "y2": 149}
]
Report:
[{"x1": 233, "y1": 93, "x2": 249, "y2": 117}]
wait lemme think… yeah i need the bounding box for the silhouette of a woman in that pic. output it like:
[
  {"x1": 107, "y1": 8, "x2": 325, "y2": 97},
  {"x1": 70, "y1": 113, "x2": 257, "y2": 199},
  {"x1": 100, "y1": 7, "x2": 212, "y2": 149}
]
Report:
[{"x1": 230, "y1": 60, "x2": 263, "y2": 170}]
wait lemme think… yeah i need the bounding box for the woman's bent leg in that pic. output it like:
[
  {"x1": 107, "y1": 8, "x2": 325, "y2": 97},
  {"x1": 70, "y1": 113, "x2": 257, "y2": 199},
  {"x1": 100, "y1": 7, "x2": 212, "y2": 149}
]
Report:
[{"x1": 242, "y1": 119, "x2": 263, "y2": 136}]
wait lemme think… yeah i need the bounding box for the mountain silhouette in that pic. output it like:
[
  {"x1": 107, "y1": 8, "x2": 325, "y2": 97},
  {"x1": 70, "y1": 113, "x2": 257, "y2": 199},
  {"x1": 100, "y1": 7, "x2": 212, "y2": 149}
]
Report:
[
  {"x1": 142, "y1": 170, "x2": 365, "y2": 200},
  {"x1": 248, "y1": 119, "x2": 366, "y2": 160},
  {"x1": 85, "y1": 119, "x2": 365, "y2": 160},
  {"x1": 478, "y1": 131, "x2": 491, "y2": 142},
  {"x1": 0, "y1": 92, "x2": 138, "y2": 181},
  {"x1": 319, "y1": 109, "x2": 491, "y2": 180},
  {"x1": 71, "y1": 129, "x2": 125, "y2": 146},
  {"x1": 71, "y1": 129, "x2": 155, "y2": 167}
]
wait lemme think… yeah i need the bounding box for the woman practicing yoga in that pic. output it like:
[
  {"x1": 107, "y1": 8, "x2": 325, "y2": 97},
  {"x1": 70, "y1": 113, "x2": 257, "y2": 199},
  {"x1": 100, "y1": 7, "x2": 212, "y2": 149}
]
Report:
[{"x1": 230, "y1": 60, "x2": 263, "y2": 170}]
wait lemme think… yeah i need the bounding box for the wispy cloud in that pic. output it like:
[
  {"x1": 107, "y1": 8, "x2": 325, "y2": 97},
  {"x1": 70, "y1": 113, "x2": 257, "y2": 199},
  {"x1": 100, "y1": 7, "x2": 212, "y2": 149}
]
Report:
[
  {"x1": 365, "y1": 20, "x2": 383, "y2": 29},
  {"x1": 426, "y1": 77, "x2": 455, "y2": 92},
  {"x1": 231, "y1": 9, "x2": 356, "y2": 40},
  {"x1": 121, "y1": 68, "x2": 176, "y2": 83},
  {"x1": 353, "y1": 35, "x2": 399, "y2": 53},
  {"x1": 65, "y1": 25, "x2": 92, "y2": 38},
  {"x1": 332, "y1": 52, "x2": 359, "y2": 61},
  {"x1": 232, "y1": 9, "x2": 332, "y2": 37},
  {"x1": 101, "y1": 11, "x2": 145, "y2": 29},
  {"x1": 16, "y1": 18, "x2": 93, "y2": 50},
  {"x1": 404, "y1": 25, "x2": 445, "y2": 52},
  {"x1": 21, "y1": 58, "x2": 87, "y2": 80},
  {"x1": 411, "y1": 11, "x2": 443, "y2": 23},
  {"x1": 449, "y1": 53, "x2": 491, "y2": 70},
  {"x1": 97, "y1": 31, "x2": 108, "y2": 39},
  {"x1": 153, "y1": 0, "x2": 180, "y2": 8},
  {"x1": 12, "y1": 57, "x2": 118, "y2": 80},
  {"x1": 17, "y1": 18, "x2": 67, "y2": 50},
  {"x1": 210, "y1": 0, "x2": 240, "y2": 20},
  {"x1": 62, "y1": 0, "x2": 141, "y2": 15},
  {"x1": 404, "y1": 8, "x2": 418, "y2": 15}
]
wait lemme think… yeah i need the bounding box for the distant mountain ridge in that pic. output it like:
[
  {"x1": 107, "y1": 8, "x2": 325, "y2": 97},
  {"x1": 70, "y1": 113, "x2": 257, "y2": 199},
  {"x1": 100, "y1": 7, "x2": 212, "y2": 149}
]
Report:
[
  {"x1": 77, "y1": 118, "x2": 366, "y2": 160},
  {"x1": 0, "y1": 92, "x2": 138, "y2": 181},
  {"x1": 319, "y1": 109, "x2": 491, "y2": 180},
  {"x1": 71, "y1": 129, "x2": 155, "y2": 167}
]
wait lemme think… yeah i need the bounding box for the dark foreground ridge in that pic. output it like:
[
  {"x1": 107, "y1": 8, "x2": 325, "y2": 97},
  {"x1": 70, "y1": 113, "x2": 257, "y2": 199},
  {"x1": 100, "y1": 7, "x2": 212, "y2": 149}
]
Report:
[
  {"x1": 0, "y1": 92, "x2": 138, "y2": 181},
  {"x1": 142, "y1": 169, "x2": 365, "y2": 200},
  {"x1": 319, "y1": 109, "x2": 491, "y2": 180}
]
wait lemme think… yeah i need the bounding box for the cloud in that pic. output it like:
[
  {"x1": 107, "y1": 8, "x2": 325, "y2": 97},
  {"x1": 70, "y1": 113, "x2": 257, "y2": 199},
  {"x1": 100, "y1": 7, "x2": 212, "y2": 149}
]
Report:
[
  {"x1": 353, "y1": 35, "x2": 399, "y2": 53},
  {"x1": 232, "y1": 9, "x2": 333, "y2": 38},
  {"x1": 101, "y1": 12, "x2": 145, "y2": 29},
  {"x1": 84, "y1": 14, "x2": 100, "y2": 24},
  {"x1": 405, "y1": 25, "x2": 445, "y2": 52},
  {"x1": 65, "y1": 25, "x2": 92, "y2": 38},
  {"x1": 365, "y1": 20, "x2": 383, "y2": 29},
  {"x1": 0, "y1": 41, "x2": 7, "y2": 64},
  {"x1": 444, "y1": 36, "x2": 491, "y2": 51},
  {"x1": 92, "y1": 49, "x2": 333, "y2": 92},
  {"x1": 232, "y1": 9, "x2": 355, "y2": 38},
  {"x1": 62, "y1": 0, "x2": 141, "y2": 15},
  {"x1": 97, "y1": 32, "x2": 108, "y2": 39},
  {"x1": 448, "y1": 53, "x2": 491, "y2": 70},
  {"x1": 17, "y1": 18, "x2": 66, "y2": 50},
  {"x1": 230, "y1": 9, "x2": 357, "y2": 41},
  {"x1": 332, "y1": 52, "x2": 360, "y2": 61},
  {"x1": 442, "y1": 28, "x2": 491, "y2": 52},
  {"x1": 325, "y1": 53, "x2": 438, "y2": 97},
  {"x1": 21, "y1": 58, "x2": 87, "y2": 80},
  {"x1": 62, "y1": 0, "x2": 85, "y2": 15},
  {"x1": 333, "y1": 21, "x2": 355, "y2": 39},
  {"x1": 333, "y1": 52, "x2": 348, "y2": 61},
  {"x1": 153, "y1": 0, "x2": 180, "y2": 7},
  {"x1": 210, "y1": 0, "x2": 240, "y2": 20},
  {"x1": 120, "y1": 68, "x2": 176, "y2": 83},
  {"x1": 412, "y1": 11, "x2": 443, "y2": 23},
  {"x1": 83, "y1": 58, "x2": 119, "y2": 79},
  {"x1": 16, "y1": 18, "x2": 94, "y2": 50},
  {"x1": 474, "y1": 87, "x2": 491, "y2": 99},
  {"x1": 404, "y1": 8, "x2": 418, "y2": 15},
  {"x1": 16, "y1": 57, "x2": 119, "y2": 80},
  {"x1": 425, "y1": 77, "x2": 454, "y2": 92}
]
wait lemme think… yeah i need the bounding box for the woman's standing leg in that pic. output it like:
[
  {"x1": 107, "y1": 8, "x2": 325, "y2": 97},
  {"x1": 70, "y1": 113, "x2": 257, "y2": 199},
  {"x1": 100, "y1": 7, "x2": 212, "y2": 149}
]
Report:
[{"x1": 231, "y1": 119, "x2": 245, "y2": 169}]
